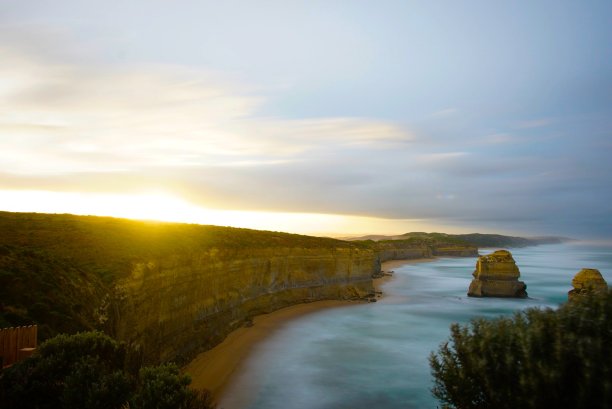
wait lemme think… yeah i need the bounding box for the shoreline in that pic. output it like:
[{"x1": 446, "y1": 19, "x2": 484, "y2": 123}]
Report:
[
  {"x1": 183, "y1": 257, "x2": 437, "y2": 403},
  {"x1": 373, "y1": 258, "x2": 434, "y2": 293},
  {"x1": 183, "y1": 300, "x2": 355, "y2": 400},
  {"x1": 372, "y1": 257, "x2": 437, "y2": 294}
]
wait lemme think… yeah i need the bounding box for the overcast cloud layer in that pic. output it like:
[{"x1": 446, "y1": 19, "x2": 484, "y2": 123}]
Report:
[{"x1": 1, "y1": 1, "x2": 611, "y2": 238}]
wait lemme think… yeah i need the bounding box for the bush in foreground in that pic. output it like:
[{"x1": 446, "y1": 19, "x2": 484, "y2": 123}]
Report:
[
  {"x1": 430, "y1": 290, "x2": 612, "y2": 409},
  {"x1": 0, "y1": 331, "x2": 214, "y2": 409}
]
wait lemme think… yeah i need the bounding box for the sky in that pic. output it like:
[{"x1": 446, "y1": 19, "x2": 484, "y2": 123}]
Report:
[{"x1": 1, "y1": 1, "x2": 611, "y2": 238}]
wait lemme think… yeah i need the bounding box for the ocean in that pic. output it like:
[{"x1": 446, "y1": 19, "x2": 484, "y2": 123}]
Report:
[{"x1": 218, "y1": 243, "x2": 612, "y2": 409}]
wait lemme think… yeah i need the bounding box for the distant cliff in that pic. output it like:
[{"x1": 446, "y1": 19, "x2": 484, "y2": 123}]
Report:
[
  {"x1": 345, "y1": 232, "x2": 570, "y2": 248},
  {"x1": 0, "y1": 212, "x2": 478, "y2": 364},
  {"x1": 360, "y1": 238, "x2": 478, "y2": 262}
]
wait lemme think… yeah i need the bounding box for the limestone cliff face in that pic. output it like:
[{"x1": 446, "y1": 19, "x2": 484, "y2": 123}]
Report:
[
  {"x1": 432, "y1": 245, "x2": 479, "y2": 257},
  {"x1": 112, "y1": 247, "x2": 377, "y2": 364},
  {"x1": 467, "y1": 250, "x2": 527, "y2": 298},
  {"x1": 568, "y1": 268, "x2": 608, "y2": 301},
  {"x1": 376, "y1": 241, "x2": 478, "y2": 262}
]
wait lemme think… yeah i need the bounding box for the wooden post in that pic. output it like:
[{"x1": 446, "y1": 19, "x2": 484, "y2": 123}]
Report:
[{"x1": 0, "y1": 325, "x2": 38, "y2": 368}]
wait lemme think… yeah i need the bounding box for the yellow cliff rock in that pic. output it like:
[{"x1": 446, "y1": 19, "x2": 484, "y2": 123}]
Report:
[
  {"x1": 568, "y1": 268, "x2": 608, "y2": 301},
  {"x1": 467, "y1": 250, "x2": 527, "y2": 298}
]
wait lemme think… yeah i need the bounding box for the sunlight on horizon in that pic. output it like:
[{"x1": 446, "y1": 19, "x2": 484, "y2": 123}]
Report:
[{"x1": 0, "y1": 190, "x2": 436, "y2": 237}]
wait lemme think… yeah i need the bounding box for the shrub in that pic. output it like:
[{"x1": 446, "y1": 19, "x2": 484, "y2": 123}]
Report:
[
  {"x1": 430, "y1": 290, "x2": 612, "y2": 409},
  {"x1": 0, "y1": 331, "x2": 214, "y2": 409}
]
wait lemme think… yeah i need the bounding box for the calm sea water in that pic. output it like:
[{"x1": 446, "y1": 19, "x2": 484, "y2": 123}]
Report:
[{"x1": 218, "y1": 243, "x2": 612, "y2": 409}]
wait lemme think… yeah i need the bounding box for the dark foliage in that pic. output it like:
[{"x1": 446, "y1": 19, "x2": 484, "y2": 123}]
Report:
[
  {"x1": 0, "y1": 331, "x2": 214, "y2": 409},
  {"x1": 430, "y1": 290, "x2": 612, "y2": 409}
]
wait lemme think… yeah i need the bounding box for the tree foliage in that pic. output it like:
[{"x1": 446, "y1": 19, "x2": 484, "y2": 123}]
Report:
[
  {"x1": 0, "y1": 331, "x2": 214, "y2": 409},
  {"x1": 430, "y1": 290, "x2": 612, "y2": 409}
]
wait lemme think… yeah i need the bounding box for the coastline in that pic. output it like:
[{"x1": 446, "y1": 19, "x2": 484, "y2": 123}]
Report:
[
  {"x1": 183, "y1": 257, "x2": 437, "y2": 402},
  {"x1": 374, "y1": 257, "x2": 437, "y2": 292},
  {"x1": 183, "y1": 300, "x2": 355, "y2": 400}
]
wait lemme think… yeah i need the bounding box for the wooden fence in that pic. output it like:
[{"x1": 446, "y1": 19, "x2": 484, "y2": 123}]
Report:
[{"x1": 0, "y1": 325, "x2": 37, "y2": 368}]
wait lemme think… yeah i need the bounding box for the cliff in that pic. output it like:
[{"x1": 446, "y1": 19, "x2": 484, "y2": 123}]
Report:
[
  {"x1": 371, "y1": 239, "x2": 478, "y2": 262},
  {"x1": 0, "y1": 212, "x2": 377, "y2": 364},
  {"x1": 113, "y1": 246, "x2": 376, "y2": 363},
  {"x1": 467, "y1": 250, "x2": 527, "y2": 298},
  {"x1": 568, "y1": 268, "x2": 608, "y2": 301},
  {"x1": 0, "y1": 212, "x2": 478, "y2": 364},
  {"x1": 345, "y1": 232, "x2": 570, "y2": 248}
]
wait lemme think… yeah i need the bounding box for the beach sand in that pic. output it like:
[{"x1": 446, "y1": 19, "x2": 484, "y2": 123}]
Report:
[
  {"x1": 183, "y1": 300, "x2": 354, "y2": 400},
  {"x1": 183, "y1": 257, "x2": 435, "y2": 402}
]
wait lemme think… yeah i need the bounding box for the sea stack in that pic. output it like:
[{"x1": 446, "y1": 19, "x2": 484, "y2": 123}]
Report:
[
  {"x1": 467, "y1": 250, "x2": 527, "y2": 298},
  {"x1": 568, "y1": 268, "x2": 608, "y2": 301}
]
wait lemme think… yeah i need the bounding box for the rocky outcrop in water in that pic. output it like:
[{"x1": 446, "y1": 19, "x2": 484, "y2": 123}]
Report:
[
  {"x1": 467, "y1": 250, "x2": 527, "y2": 298},
  {"x1": 568, "y1": 268, "x2": 608, "y2": 301}
]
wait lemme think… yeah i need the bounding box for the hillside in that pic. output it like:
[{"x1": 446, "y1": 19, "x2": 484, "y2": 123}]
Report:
[
  {"x1": 0, "y1": 212, "x2": 379, "y2": 362},
  {"x1": 0, "y1": 212, "x2": 477, "y2": 364}
]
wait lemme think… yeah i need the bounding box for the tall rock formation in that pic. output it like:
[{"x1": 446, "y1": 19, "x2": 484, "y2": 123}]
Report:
[
  {"x1": 467, "y1": 250, "x2": 527, "y2": 298},
  {"x1": 568, "y1": 268, "x2": 608, "y2": 301}
]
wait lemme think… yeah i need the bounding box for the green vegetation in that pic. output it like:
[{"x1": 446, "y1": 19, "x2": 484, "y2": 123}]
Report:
[
  {"x1": 0, "y1": 211, "x2": 367, "y2": 339},
  {"x1": 0, "y1": 331, "x2": 214, "y2": 409},
  {"x1": 430, "y1": 290, "x2": 612, "y2": 409}
]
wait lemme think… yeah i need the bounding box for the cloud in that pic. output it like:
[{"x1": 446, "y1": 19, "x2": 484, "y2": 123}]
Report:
[
  {"x1": 1, "y1": 23, "x2": 611, "y2": 240},
  {"x1": 0, "y1": 44, "x2": 411, "y2": 179}
]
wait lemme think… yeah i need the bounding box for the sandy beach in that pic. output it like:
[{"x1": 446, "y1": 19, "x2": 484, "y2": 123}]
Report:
[
  {"x1": 183, "y1": 258, "x2": 435, "y2": 402},
  {"x1": 183, "y1": 300, "x2": 354, "y2": 399}
]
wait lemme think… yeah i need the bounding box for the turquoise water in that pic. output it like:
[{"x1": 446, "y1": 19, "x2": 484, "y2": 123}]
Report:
[{"x1": 218, "y1": 243, "x2": 612, "y2": 409}]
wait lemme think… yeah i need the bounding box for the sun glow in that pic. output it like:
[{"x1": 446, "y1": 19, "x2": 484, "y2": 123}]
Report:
[{"x1": 0, "y1": 189, "x2": 435, "y2": 236}]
